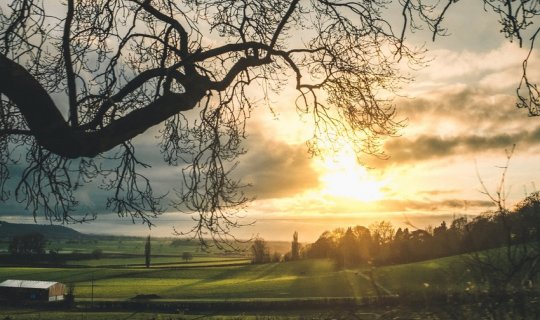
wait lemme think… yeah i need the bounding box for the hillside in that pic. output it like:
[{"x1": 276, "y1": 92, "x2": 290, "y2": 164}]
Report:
[{"x1": 0, "y1": 220, "x2": 84, "y2": 240}]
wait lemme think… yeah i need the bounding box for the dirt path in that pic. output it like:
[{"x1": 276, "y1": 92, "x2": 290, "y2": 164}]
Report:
[{"x1": 357, "y1": 271, "x2": 394, "y2": 296}]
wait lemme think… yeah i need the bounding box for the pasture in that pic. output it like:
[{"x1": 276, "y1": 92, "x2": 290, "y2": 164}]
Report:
[
  {"x1": 0, "y1": 232, "x2": 472, "y2": 301},
  {"x1": 0, "y1": 259, "x2": 380, "y2": 300},
  {"x1": 2, "y1": 234, "x2": 533, "y2": 319},
  {"x1": 2, "y1": 251, "x2": 537, "y2": 319}
]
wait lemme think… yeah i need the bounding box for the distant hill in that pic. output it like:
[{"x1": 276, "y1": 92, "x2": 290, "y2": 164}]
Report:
[{"x1": 0, "y1": 220, "x2": 84, "y2": 240}]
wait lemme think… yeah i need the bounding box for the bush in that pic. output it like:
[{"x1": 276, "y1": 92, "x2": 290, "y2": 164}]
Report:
[{"x1": 91, "y1": 248, "x2": 103, "y2": 259}]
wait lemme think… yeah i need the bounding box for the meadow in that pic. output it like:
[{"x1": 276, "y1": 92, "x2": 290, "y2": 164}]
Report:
[
  {"x1": 0, "y1": 259, "x2": 379, "y2": 300},
  {"x1": 0, "y1": 252, "x2": 481, "y2": 319},
  {"x1": 4, "y1": 256, "x2": 540, "y2": 319},
  {"x1": 2, "y1": 235, "x2": 537, "y2": 319}
]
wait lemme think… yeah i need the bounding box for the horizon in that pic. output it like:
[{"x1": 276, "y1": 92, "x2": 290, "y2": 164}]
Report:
[{"x1": 2, "y1": 210, "x2": 485, "y2": 243}]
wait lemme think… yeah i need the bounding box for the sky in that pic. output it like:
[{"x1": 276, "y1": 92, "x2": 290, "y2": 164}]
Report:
[{"x1": 2, "y1": 1, "x2": 540, "y2": 243}]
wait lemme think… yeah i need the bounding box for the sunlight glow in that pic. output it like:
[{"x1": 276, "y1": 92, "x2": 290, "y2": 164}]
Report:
[{"x1": 318, "y1": 149, "x2": 385, "y2": 202}]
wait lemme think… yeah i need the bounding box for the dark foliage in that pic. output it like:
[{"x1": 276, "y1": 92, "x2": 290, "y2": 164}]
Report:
[
  {"x1": 250, "y1": 237, "x2": 270, "y2": 264},
  {"x1": 304, "y1": 192, "x2": 540, "y2": 270},
  {"x1": 291, "y1": 231, "x2": 300, "y2": 261},
  {"x1": 181, "y1": 251, "x2": 193, "y2": 262},
  {"x1": 144, "y1": 235, "x2": 151, "y2": 268},
  {"x1": 8, "y1": 232, "x2": 46, "y2": 255}
]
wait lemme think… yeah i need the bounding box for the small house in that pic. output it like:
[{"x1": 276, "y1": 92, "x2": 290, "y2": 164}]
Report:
[{"x1": 0, "y1": 279, "x2": 65, "y2": 303}]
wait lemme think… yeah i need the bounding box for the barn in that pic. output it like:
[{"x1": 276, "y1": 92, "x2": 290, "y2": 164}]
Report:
[{"x1": 0, "y1": 279, "x2": 65, "y2": 302}]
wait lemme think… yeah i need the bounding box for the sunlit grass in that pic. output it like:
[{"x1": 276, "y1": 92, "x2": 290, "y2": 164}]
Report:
[
  {"x1": 375, "y1": 255, "x2": 472, "y2": 295},
  {"x1": 1, "y1": 253, "x2": 501, "y2": 302},
  {"x1": 0, "y1": 259, "x2": 379, "y2": 300}
]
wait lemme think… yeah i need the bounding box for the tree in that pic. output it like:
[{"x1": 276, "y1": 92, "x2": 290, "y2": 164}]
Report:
[
  {"x1": 91, "y1": 248, "x2": 104, "y2": 259},
  {"x1": 181, "y1": 251, "x2": 193, "y2": 262},
  {"x1": 8, "y1": 232, "x2": 47, "y2": 255},
  {"x1": 64, "y1": 283, "x2": 76, "y2": 307},
  {"x1": 305, "y1": 230, "x2": 337, "y2": 259},
  {"x1": 0, "y1": 1, "x2": 538, "y2": 244},
  {"x1": 291, "y1": 231, "x2": 300, "y2": 261},
  {"x1": 271, "y1": 251, "x2": 282, "y2": 263},
  {"x1": 369, "y1": 221, "x2": 395, "y2": 247},
  {"x1": 144, "y1": 235, "x2": 151, "y2": 268},
  {"x1": 369, "y1": 221, "x2": 395, "y2": 263},
  {"x1": 463, "y1": 148, "x2": 540, "y2": 318},
  {"x1": 250, "y1": 237, "x2": 270, "y2": 264},
  {"x1": 339, "y1": 227, "x2": 361, "y2": 267}
]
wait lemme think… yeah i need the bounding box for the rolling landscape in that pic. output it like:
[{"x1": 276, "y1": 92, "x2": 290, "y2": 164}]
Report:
[{"x1": 2, "y1": 195, "x2": 540, "y2": 319}]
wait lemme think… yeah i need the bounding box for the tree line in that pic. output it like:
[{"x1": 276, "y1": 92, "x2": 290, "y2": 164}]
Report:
[
  {"x1": 251, "y1": 192, "x2": 540, "y2": 268},
  {"x1": 303, "y1": 192, "x2": 540, "y2": 268}
]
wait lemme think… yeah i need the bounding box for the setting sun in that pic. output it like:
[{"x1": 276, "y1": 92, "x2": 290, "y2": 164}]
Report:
[{"x1": 318, "y1": 149, "x2": 385, "y2": 202}]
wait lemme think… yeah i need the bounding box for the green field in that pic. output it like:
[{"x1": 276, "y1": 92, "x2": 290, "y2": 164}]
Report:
[
  {"x1": 2, "y1": 233, "x2": 537, "y2": 319},
  {"x1": 1, "y1": 252, "x2": 537, "y2": 319},
  {"x1": 375, "y1": 255, "x2": 473, "y2": 295},
  {"x1": 0, "y1": 259, "x2": 381, "y2": 300},
  {"x1": 0, "y1": 254, "x2": 472, "y2": 301},
  {"x1": 0, "y1": 231, "x2": 507, "y2": 302}
]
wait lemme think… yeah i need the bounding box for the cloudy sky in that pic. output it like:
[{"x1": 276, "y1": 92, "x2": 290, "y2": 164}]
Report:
[{"x1": 2, "y1": 1, "x2": 540, "y2": 242}]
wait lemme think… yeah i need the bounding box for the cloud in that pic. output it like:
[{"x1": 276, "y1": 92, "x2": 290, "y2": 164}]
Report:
[
  {"x1": 362, "y1": 83, "x2": 540, "y2": 168},
  {"x1": 237, "y1": 135, "x2": 320, "y2": 199},
  {"x1": 366, "y1": 126, "x2": 540, "y2": 168},
  {"x1": 417, "y1": 189, "x2": 459, "y2": 196},
  {"x1": 396, "y1": 87, "x2": 528, "y2": 134},
  {"x1": 412, "y1": 42, "x2": 539, "y2": 93},
  {"x1": 371, "y1": 198, "x2": 494, "y2": 213}
]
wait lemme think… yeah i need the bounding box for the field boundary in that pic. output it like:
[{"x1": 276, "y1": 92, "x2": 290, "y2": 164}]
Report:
[{"x1": 74, "y1": 296, "x2": 401, "y2": 313}]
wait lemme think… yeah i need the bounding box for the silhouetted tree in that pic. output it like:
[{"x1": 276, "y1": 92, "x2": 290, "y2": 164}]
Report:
[
  {"x1": 339, "y1": 227, "x2": 361, "y2": 267},
  {"x1": 91, "y1": 248, "x2": 104, "y2": 259},
  {"x1": 1, "y1": 1, "x2": 538, "y2": 246},
  {"x1": 352, "y1": 225, "x2": 372, "y2": 263},
  {"x1": 305, "y1": 231, "x2": 337, "y2": 259},
  {"x1": 369, "y1": 221, "x2": 395, "y2": 247},
  {"x1": 433, "y1": 221, "x2": 447, "y2": 237},
  {"x1": 144, "y1": 235, "x2": 151, "y2": 268},
  {"x1": 181, "y1": 251, "x2": 193, "y2": 262},
  {"x1": 64, "y1": 283, "x2": 76, "y2": 307},
  {"x1": 8, "y1": 232, "x2": 46, "y2": 255},
  {"x1": 250, "y1": 237, "x2": 270, "y2": 264},
  {"x1": 291, "y1": 231, "x2": 300, "y2": 261},
  {"x1": 392, "y1": 227, "x2": 409, "y2": 263},
  {"x1": 369, "y1": 221, "x2": 394, "y2": 263}
]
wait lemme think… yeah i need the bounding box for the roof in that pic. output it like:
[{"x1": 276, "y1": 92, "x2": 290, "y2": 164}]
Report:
[{"x1": 0, "y1": 279, "x2": 61, "y2": 289}]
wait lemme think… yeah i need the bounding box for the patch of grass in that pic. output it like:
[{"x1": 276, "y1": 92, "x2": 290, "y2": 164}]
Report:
[{"x1": 374, "y1": 254, "x2": 473, "y2": 296}]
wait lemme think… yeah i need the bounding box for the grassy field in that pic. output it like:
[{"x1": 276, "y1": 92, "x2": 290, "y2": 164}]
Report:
[
  {"x1": 47, "y1": 238, "x2": 211, "y2": 255},
  {"x1": 0, "y1": 228, "x2": 489, "y2": 302},
  {"x1": 374, "y1": 255, "x2": 473, "y2": 295},
  {"x1": 2, "y1": 252, "x2": 536, "y2": 319},
  {"x1": 1, "y1": 233, "x2": 523, "y2": 319},
  {"x1": 0, "y1": 259, "x2": 381, "y2": 300},
  {"x1": 1, "y1": 237, "x2": 290, "y2": 256},
  {"x1": 0, "y1": 254, "x2": 473, "y2": 302}
]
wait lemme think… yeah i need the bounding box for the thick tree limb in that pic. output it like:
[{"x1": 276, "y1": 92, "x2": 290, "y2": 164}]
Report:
[{"x1": 0, "y1": 53, "x2": 206, "y2": 158}]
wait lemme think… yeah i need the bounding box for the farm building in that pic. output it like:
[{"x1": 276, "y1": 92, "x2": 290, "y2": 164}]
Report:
[{"x1": 0, "y1": 279, "x2": 65, "y2": 302}]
